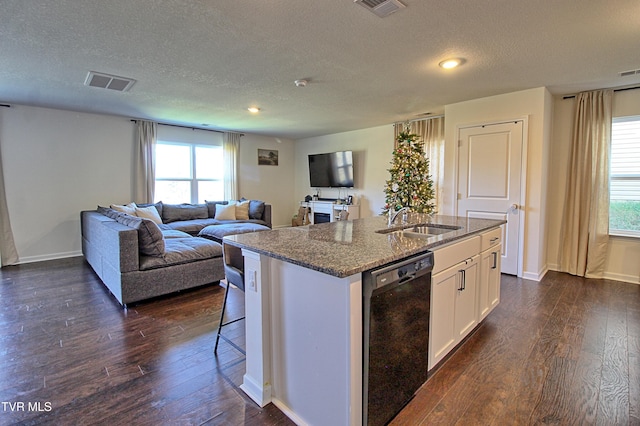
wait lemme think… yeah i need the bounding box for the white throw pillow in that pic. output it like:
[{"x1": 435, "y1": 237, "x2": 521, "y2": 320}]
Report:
[
  {"x1": 111, "y1": 202, "x2": 137, "y2": 215},
  {"x1": 214, "y1": 203, "x2": 236, "y2": 220},
  {"x1": 135, "y1": 205, "x2": 162, "y2": 224},
  {"x1": 235, "y1": 200, "x2": 250, "y2": 220}
]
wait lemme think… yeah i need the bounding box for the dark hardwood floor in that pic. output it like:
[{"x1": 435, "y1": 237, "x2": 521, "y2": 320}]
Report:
[
  {"x1": 1, "y1": 257, "x2": 638, "y2": 425},
  {"x1": 393, "y1": 271, "x2": 640, "y2": 426}
]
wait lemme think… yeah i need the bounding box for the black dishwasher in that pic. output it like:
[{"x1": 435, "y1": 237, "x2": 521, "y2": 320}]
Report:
[{"x1": 362, "y1": 251, "x2": 434, "y2": 426}]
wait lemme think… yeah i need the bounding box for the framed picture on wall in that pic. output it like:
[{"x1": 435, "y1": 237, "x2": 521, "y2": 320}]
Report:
[{"x1": 258, "y1": 149, "x2": 279, "y2": 166}]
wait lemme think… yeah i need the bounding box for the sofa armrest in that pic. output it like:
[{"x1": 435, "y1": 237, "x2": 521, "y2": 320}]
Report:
[
  {"x1": 263, "y1": 204, "x2": 272, "y2": 228},
  {"x1": 81, "y1": 210, "x2": 139, "y2": 273}
]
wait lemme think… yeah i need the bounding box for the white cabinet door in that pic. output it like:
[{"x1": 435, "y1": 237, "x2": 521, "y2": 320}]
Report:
[
  {"x1": 487, "y1": 245, "x2": 501, "y2": 311},
  {"x1": 454, "y1": 255, "x2": 479, "y2": 340},
  {"x1": 429, "y1": 266, "x2": 457, "y2": 369},
  {"x1": 429, "y1": 254, "x2": 479, "y2": 369},
  {"x1": 478, "y1": 229, "x2": 502, "y2": 321}
]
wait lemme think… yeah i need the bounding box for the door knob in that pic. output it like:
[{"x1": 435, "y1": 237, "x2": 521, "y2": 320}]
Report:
[{"x1": 508, "y1": 204, "x2": 519, "y2": 213}]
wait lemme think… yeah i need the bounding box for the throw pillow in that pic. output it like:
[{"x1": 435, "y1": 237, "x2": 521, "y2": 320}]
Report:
[
  {"x1": 205, "y1": 200, "x2": 228, "y2": 218},
  {"x1": 137, "y1": 218, "x2": 165, "y2": 257},
  {"x1": 214, "y1": 203, "x2": 236, "y2": 220},
  {"x1": 135, "y1": 205, "x2": 163, "y2": 224},
  {"x1": 111, "y1": 202, "x2": 137, "y2": 215},
  {"x1": 110, "y1": 210, "x2": 165, "y2": 257},
  {"x1": 248, "y1": 200, "x2": 266, "y2": 220},
  {"x1": 235, "y1": 200, "x2": 250, "y2": 220}
]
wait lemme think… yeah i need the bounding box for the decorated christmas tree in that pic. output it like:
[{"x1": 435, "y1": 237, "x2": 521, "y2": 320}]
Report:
[{"x1": 383, "y1": 129, "x2": 436, "y2": 215}]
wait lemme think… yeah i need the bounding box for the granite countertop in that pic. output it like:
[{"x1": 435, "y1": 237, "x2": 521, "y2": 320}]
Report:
[{"x1": 224, "y1": 215, "x2": 506, "y2": 278}]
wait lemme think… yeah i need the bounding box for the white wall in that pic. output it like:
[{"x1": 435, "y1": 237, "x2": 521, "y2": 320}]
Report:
[
  {"x1": 238, "y1": 133, "x2": 295, "y2": 227},
  {"x1": 1, "y1": 105, "x2": 135, "y2": 263},
  {"x1": 444, "y1": 87, "x2": 552, "y2": 281},
  {"x1": 0, "y1": 104, "x2": 296, "y2": 263},
  {"x1": 547, "y1": 89, "x2": 640, "y2": 284},
  {"x1": 294, "y1": 125, "x2": 395, "y2": 218}
]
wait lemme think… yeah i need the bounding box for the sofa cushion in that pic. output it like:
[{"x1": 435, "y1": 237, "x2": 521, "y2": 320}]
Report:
[
  {"x1": 162, "y1": 203, "x2": 209, "y2": 223},
  {"x1": 214, "y1": 203, "x2": 236, "y2": 220},
  {"x1": 161, "y1": 229, "x2": 192, "y2": 239},
  {"x1": 136, "y1": 201, "x2": 163, "y2": 217},
  {"x1": 161, "y1": 218, "x2": 218, "y2": 235},
  {"x1": 248, "y1": 200, "x2": 266, "y2": 220},
  {"x1": 134, "y1": 205, "x2": 163, "y2": 224},
  {"x1": 139, "y1": 237, "x2": 223, "y2": 270},
  {"x1": 235, "y1": 200, "x2": 251, "y2": 220},
  {"x1": 98, "y1": 206, "x2": 165, "y2": 257},
  {"x1": 198, "y1": 223, "x2": 270, "y2": 243},
  {"x1": 205, "y1": 200, "x2": 228, "y2": 218},
  {"x1": 111, "y1": 202, "x2": 137, "y2": 215}
]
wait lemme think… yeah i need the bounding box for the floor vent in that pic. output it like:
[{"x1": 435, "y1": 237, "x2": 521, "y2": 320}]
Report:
[
  {"x1": 354, "y1": 0, "x2": 405, "y2": 17},
  {"x1": 84, "y1": 71, "x2": 136, "y2": 92}
]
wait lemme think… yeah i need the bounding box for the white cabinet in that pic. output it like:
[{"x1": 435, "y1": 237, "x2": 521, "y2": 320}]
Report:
[
  {"x1": 478, "y1": 228, "x2": 502, "y2": 321},
  {"x1": 429, "y1": 236, "x2": 481, "y2": 369}
]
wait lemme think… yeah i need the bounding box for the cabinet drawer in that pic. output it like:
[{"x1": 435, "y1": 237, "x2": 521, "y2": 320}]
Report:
[
  {"x1": 432, "y1": 235, "x2": 481, "y2": 275},
  {"x1": 481, "y1": 227, "x2": 502, "y2": 252}
]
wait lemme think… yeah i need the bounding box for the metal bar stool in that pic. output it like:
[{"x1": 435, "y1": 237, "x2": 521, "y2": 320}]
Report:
[{"x1": 214, "y1": 243, "x2": 246, "y2": 355}]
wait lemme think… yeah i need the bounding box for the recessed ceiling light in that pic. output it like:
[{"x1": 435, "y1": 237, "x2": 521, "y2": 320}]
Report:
[
  {"x1": 439, "y1": 58, "x2": 464, "y2": 69},
  {"x1": 247, "y1": 107, "x2": 261, "y2": 113}
]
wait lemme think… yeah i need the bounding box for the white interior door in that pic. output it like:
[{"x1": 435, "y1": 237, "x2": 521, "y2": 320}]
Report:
[{"x1": 457, "y1": 121, "x2": 524, "y2": 276}]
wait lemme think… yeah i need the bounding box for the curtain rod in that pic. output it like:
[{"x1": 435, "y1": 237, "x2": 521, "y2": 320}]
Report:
[
  {"x1": 394, "y1": 114, "x2": 445, "y2": 126},
  {"x1": 562, "y1": 85, "x2": 640, "y2": 100},
  {"x1": 130, "y1": 119, "x2": 244, "y2": 136}
]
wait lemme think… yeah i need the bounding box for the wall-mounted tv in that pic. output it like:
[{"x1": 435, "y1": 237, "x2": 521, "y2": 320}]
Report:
[{"x1": 308, "y1": 151, "x2": 354, "y2": 188}]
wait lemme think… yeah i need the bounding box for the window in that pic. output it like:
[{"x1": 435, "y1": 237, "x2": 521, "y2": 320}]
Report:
[
  {"x1": 609, "y1": 116, "x2": 640, "y2": 237},
  {"x1": 154, "y1": 142, "x2": 224, "y2": 204}
]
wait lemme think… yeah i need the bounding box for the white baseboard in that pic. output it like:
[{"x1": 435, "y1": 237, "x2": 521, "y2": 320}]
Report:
[
  {"x1": 271, "y1": 397, "x2": 309, "y2": 426},
  {"x1": 548, "y1": 263, "x2": 639, "y2": 285},
  {"x1": 521, "y1": 265, "x2": 548, "y2": 282},
  {"x1": 603, "y1": 271, "x2": 640, "y2": 285},
  {"x1": 240, "y1": 374, "x2": 272, "y2": 408},
  {"x1": 18, "y1": 250, "x2": 82, "y2": 265}
]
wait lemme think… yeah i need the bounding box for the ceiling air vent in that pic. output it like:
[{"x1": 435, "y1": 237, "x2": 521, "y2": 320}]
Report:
[
  {"x1": 354, "y1": 0, "x2": 405, "y2": 17},
  {"x1": 619, "y1": 69, "x2": 640, "y2": 77},
  {"x1": 84, "y1": 71, "x2": 136, "y2": 92}
]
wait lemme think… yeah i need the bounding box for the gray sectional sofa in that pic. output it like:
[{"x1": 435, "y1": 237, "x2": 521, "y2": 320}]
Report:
[{"x1": 81, "y1": 200, "x2": 271, "y2": 306}]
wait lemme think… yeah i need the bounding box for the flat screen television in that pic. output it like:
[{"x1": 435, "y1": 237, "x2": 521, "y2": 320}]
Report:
[{"x1": 308, "y1": 151, "x2": 354, "y2": 188}]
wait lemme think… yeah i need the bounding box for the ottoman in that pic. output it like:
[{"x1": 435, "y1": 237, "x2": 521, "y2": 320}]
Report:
[{"x1": 198, "y1": 223, "x2": 270, "y2": 243}]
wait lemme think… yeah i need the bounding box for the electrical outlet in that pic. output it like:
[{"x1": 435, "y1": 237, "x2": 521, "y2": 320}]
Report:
[{"x1": 247, "y1": 269, "x2": 257, "y2": 292}]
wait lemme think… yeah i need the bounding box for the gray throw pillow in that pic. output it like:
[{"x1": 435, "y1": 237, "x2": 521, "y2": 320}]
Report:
[
  {"x1": 249, "y1": 200, "x2": 266, "y2": 220},
  {"x1": 105, "y1": 208, "x2": 165, "y2": 257}
]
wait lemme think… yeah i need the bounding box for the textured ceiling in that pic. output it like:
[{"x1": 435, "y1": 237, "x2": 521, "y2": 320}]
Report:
[{"x1": 1, "y1": 1, "x2": 639, "y2": 139}]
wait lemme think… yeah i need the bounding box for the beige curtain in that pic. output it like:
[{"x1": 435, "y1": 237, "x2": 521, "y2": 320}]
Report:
[
  {"x1": 394, "y1": 117, "x2": 445, "y2": 212},
  {"x1": 223, "y1": 132, "x2": 241, "y2": 200},
  {"x1": 0, "y1": 133, "x2": 18, "y2": 266},
  {"x1": 559, "y1": 89, "x2": 612, "y2": 278},
  {"x1": 134, "y1": 120, "x2": 157, "y2": 203}
]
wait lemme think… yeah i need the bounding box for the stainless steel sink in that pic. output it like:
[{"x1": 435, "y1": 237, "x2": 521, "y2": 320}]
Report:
[
  {"x1": 377, "y1": 223, "x2": 462, "y2": 237},
  {"x1": 405, "y1": 224, "x2": 461, "y2": 236}
]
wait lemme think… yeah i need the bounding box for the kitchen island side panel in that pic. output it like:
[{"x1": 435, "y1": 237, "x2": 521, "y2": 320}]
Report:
[{"x1": 252, "y1": 254, "x2": 363, "y2": 425}]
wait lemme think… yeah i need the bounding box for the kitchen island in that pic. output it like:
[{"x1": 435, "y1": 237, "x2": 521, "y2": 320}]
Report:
[{"x1": 224, "y1": 214, "x2": 505, "y2": 425}]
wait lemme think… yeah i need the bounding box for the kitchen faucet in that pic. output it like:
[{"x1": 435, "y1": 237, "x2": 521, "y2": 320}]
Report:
[{"x1": 388, "y1": 206, "x2": 410, "y2": 226}]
